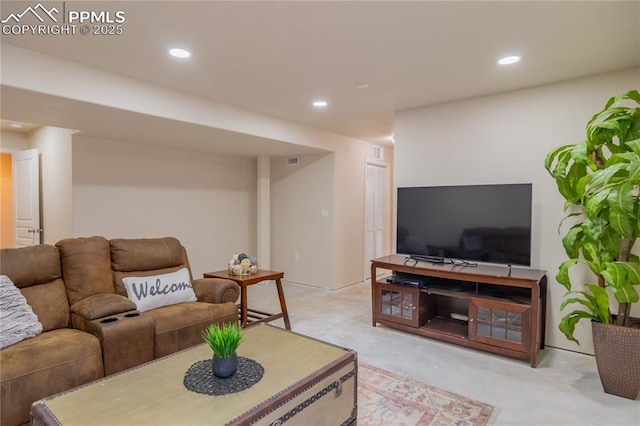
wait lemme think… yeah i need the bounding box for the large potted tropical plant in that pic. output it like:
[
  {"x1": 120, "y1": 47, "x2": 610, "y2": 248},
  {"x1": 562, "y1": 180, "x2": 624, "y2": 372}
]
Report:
[{"x1": 545, "y1": 89, "x2": 640, "y2": 400}]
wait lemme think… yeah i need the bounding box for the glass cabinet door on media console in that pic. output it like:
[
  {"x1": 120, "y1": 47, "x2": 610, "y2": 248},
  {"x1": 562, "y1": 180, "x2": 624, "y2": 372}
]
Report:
[
  {"x1": 375, "y1": 282, "x2": 424, "y2": 327},
  {"x1": 468, "y1": 297, "x2": 532, "y2": 353}
]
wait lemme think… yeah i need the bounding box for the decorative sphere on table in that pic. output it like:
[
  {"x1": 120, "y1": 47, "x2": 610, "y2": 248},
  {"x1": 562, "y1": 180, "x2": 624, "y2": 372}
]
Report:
[{"x1": 228, "y1": 253, "x2": 258, "y2": 275}]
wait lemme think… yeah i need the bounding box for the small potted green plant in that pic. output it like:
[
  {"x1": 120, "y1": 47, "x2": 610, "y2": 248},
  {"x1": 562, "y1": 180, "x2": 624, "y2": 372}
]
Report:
[{"x1": 203, "y1": 323, "x2": 243, "y2": 378}]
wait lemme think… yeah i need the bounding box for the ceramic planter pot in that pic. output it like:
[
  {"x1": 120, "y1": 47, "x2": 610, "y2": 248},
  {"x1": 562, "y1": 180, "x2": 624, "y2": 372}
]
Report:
[
  {"x1": 212, "y1": 353, "x2": 238, "y2": 379},
  {"x1": 591, "y1": 320, "x2": 640, "y2": 400}
]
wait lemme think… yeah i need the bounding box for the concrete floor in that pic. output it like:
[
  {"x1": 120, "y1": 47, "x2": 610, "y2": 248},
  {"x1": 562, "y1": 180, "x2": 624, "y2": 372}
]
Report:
[{"x1": 246, "y1": 279, "x2": 639, "y2": 426}]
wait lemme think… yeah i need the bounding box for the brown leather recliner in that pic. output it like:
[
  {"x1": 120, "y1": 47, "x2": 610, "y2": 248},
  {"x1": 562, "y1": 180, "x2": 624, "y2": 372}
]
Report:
[
  {"x1": 109, "y1": 237, "x2": 240, "y2": 357},
  {"x1": 0, "y1": 245, "x2": 104, "y2": 426},
  {"x1": 56, "y1": 235, "x2": 156, "y2": 375},
  {"x1": 56, "y1": 236, "x2": 240, "y2": 362}
]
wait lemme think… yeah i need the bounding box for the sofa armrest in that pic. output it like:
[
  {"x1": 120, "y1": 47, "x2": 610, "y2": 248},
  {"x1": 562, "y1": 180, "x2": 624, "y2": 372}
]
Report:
[
  {"x1": 192, "y1": 278, "x2": 240, "y2": 304},
  {"x1": 70, "y1": 295, "x2": 154, "y2": 376},
  {"x1": 71, "y1": 294, "x2": 137, "y2": 320}
]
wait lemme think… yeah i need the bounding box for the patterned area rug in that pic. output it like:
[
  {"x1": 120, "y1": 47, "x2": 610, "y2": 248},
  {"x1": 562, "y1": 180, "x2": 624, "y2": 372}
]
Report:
[{"x1": 358, "y1": 362, "x2": 500, "y2": 426}]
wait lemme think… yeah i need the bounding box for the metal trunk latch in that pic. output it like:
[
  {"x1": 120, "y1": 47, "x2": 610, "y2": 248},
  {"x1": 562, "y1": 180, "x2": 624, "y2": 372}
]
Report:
[{"x1": 334, "y1": 380, "x2": 343, "y2": 398}]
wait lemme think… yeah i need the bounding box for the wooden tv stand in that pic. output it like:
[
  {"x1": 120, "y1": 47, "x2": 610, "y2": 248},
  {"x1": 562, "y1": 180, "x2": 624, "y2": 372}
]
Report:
[{"x1": 371, "y1": 255, "x2": 547, "y2": 367}]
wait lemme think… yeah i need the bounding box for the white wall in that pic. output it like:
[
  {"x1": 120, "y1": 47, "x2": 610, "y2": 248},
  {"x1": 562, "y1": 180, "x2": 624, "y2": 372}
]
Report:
[
  {"x1": 72, "y1": 136, "x2": 257, "y2": 277},
  {"x1": 394, "y1": 68, "x2": 640, "y2": 354},
  {"x1": 271, "y1": 144, "x2": 394, "y2": 290},
  {"x1": 3, "y1": 45, "x2": 396, "y2": 290},
  {"x1": 334, "y1": 144, "x2": 394, "y2": 287},
  {"x1": 30, "y1": 126, "x2": 73, "y2": 244},
  {"x1": 0, "y1": 130, "x2": 29, "y2": 152},
  {"x1": 257, "y1": 156, "x2": 271, "y2": 270},
  {"x1": 271, "y1": 154, "x2": 335, "y2": 287}
]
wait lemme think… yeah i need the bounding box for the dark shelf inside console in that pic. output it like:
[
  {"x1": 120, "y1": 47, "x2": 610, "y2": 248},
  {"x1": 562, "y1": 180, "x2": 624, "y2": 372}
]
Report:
[{"x1": 422, "y1": 317, "x2": 468, "y2": 338}]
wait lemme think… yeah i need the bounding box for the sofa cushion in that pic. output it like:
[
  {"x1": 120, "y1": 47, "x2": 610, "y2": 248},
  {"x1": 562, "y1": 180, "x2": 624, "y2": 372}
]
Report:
[
  {"x1": 19, "y1": 278, "x2": 71, "y2": 332},
  {"x1": 0, "y1": 244, "x2": 61, "y2": 288},
  {"x1": 0, "y1": 245, "x2": 70, "y2": 332},
  {"x1": 57, "y1": 236, "x2": 114, "y2": 305},
  {"x1": 110, "y1": 237, "x2": 188, "y2": 272},
  {"x1": 144, "y1": 301, "x2": 238, "y2": 357},
  {"x1": 0, "y1": 275, "x2": 42, "y2": 349},
  {"x1": 0, "y1": 328, "x2": 103, "y2": 426},
  {"x1": 122, "y1": 268, "x2": 197, "y2": 312}
]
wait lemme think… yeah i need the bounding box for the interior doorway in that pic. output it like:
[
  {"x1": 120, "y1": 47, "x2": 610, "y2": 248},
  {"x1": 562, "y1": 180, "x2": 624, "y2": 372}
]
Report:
[
  {"x1": 1, "y1": 153, "x2": 13, "y2": 248},
  {"x1": 0, "y1": 149, "x2": 41, "y2": 248},
  {"x1": 364, "y1": 162, "x2": 388, "y2": 281},
  {"x1": 13, "y1": 149, "x2": 41, "y2": 247}
]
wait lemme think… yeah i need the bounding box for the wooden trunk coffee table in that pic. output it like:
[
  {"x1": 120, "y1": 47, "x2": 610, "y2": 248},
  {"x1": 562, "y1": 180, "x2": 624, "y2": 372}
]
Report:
[
  {"x1": 31, "y1": 325, "x2": 357, "y2": 425},
  {"x1": 204, "y1": 269, "x2": 291, "y2": 330}
]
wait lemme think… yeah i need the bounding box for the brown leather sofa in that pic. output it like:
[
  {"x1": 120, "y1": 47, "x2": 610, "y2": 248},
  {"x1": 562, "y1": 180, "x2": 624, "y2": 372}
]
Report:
[
  {"x1": 0, "y1": 245, "x2": 104, "y2": 426},
  {"x1": 56, "y1": 236, "x2": 240, "y2": 363},
  {"x1": 0, "y1": 237, "x2": 240, "y2": 426}
]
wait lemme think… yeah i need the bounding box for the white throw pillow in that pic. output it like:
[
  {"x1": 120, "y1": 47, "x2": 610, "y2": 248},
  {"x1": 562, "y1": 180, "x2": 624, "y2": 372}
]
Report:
[
  {"x1": 122, "y1": 268, "x2": 197, "y2": 312},
  {"x1": 0, "y1": 275, "x2": 43, "y2": 349}
]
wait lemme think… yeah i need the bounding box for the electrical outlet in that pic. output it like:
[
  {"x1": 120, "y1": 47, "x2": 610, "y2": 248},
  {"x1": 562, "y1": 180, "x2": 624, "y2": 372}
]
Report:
[{"x1": 294, "y1": 252, "x2": 300, "y2": 261}]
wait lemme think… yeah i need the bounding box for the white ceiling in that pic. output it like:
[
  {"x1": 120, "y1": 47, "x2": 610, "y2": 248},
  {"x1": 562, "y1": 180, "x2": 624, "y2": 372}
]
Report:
[{"x1": 1, "y1": 1, "x2": 639, "y2": 150}]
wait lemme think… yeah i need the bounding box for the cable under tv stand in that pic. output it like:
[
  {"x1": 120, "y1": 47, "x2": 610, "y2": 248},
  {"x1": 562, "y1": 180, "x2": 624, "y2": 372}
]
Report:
[{"x1": 370, "y1": 254, "x2": 547, "y2": 367}]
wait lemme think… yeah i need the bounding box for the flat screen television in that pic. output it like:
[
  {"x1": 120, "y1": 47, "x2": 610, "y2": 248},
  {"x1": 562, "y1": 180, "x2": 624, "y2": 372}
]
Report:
[{"x1": 396, "y1": 183, "x2": 532, "y2": 266}]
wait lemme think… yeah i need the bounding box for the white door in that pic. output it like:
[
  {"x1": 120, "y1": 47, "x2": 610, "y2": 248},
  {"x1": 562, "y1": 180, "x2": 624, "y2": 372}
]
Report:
[
  {"x1": 13, "y1": 149, "x2": 41, "y2": 247},
  {"x1": 364, "y1": 163, "x2": 386, "y2": 280}
]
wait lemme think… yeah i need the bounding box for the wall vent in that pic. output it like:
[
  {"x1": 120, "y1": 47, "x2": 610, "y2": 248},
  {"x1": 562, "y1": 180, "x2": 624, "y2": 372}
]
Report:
[
  {"x1": 372, "y1": 146, "x2": 383, "y2": 161},
  {"x1": 286, "y1": 156, "x2": 299, "y2": 166}
]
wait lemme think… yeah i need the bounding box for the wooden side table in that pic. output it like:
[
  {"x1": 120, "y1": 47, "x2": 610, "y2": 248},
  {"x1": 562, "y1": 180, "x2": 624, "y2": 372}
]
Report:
[{"x1": 203, "y1": 269, "x2": 291, "y2": 330}]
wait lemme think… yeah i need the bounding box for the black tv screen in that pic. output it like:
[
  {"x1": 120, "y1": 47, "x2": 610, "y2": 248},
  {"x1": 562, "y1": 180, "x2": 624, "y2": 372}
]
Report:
[{"x1": 396, "y1": 183, "x2": 532, "y2": 266}]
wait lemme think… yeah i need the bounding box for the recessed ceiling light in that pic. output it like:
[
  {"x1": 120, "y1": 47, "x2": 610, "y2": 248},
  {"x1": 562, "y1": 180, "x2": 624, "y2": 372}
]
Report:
[
  {"x1": 313, "y1": 100, "x2": 328, "y2": 108},
  {"x1": 9, "y1": 122, "x2": 23, "y2": 129},
  {"x1": 357, "y1": 84, "x2": 371, "y2": 90},
  {"x1": 169, "y1": 48, "x2": 191, "y2": 58},
  {"x1": 498, "y1": 55, "x2": 520, "y2": 65}
]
